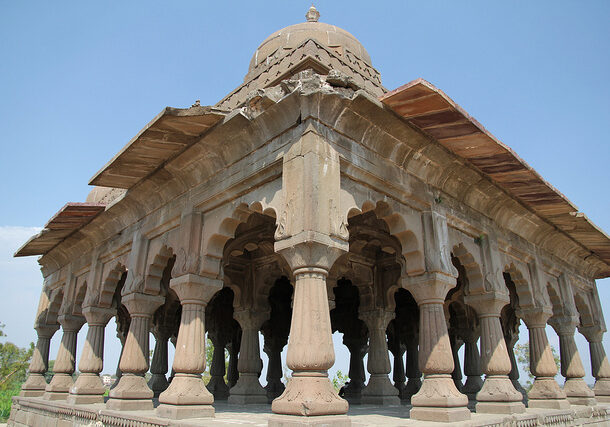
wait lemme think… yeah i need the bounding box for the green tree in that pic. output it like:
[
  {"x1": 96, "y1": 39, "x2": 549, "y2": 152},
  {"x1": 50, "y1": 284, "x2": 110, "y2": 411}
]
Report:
[
  {"x1": 331, "y1": 370, "x2": 348, "y2": 393},
  {"x1": 0, "y1": 323, "x2": 34, "y2": 421},
  {"x1": 514, "y1": 342, "x2": 561, "y2": 390}
]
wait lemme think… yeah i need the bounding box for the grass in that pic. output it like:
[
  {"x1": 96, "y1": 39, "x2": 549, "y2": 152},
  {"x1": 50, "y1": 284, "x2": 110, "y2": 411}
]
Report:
[{"x1": 0, "y1": 384, "x2": 21, "y2": 422}]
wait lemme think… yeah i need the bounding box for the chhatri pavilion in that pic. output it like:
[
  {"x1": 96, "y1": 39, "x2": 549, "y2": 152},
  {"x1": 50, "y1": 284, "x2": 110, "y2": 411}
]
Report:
[{"x1": 9, "y1": 6, "x2": 610, "y2": 427}]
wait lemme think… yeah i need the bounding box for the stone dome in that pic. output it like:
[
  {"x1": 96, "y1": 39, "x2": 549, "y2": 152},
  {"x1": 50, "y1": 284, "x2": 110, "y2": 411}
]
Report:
[{"x1": 248, "y1": 6, "x2": 373, "y2": 73}]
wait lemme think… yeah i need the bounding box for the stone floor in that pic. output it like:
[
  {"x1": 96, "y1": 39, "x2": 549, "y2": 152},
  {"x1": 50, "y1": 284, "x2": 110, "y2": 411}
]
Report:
[{"x1": 8, "y1": 397, "x2": 610, "y2": 427}]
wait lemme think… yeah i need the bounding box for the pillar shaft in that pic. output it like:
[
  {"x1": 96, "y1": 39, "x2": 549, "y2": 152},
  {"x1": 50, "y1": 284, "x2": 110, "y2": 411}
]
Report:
[
  {"x1": 404, "y1": 273, "x2": 470, "y2": 422},
  {"x1": 465, "y1": 295, "x2": 524, "y2": 414},
  {"x1": 228, "y1": 310, "x2": 268, "y2": 404},
  {"x1": 68, "y1": 307, "x2": 115, "y2": 404},
  {"x1": 522, "y1": 311, "x2": 569, "y2": 409},
  {"x1": 44, "y1": 315, "x2": 84, "y2": 400},
  {"x1": 404, "y1": 334, "x2": 421, "y2": 401},
  {"x1": 206, "y1": 335, "x2": 229, "y2": 400},
  {"x1": 148, "y1": 332, "x2": 170, "y2": 398},
  {"x1": 107, "y1": 292, "x2": 164, "y2": 411},
  {"x1": 548, "y1": 318, "x2": 596, "y2": 405},
  {"x1": 589, "y1": 338, "x2": 610, "y2": 402},
  {"x1": 271, "y1": 264, "x2": 348, "y2": 416},
  {"x1": 156, "y1": 274, "x2": 221, "y2": 419},
  {"x1": 361, "y1": 309, "x2": 399, "y2": 405},
  {"x1": 21, "y1": 325, "x2": 58, "y2": 397},
  {"x1": 342, "y1": 336, "x2": 367, "y2": 404}
]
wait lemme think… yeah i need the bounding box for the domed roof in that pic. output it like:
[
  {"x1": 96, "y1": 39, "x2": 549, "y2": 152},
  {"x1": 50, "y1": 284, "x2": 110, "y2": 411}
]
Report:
[{"x1": 248, "y1": 6, "x2": 372, "y2": 73}]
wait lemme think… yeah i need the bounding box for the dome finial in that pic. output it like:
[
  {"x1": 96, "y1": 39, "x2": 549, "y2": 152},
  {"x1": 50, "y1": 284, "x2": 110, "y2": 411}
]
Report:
[{"x1": 305, "y1": 5, "x2": 320, "y2": 22}]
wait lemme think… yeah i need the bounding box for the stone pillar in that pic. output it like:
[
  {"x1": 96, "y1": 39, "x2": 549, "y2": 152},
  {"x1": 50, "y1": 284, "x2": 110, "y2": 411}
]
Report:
[
  {"x1": 505, "y1": 331, "x2": 528, "y2": 404},
  {"x1": 404, "y1": 329, "x2": 421, "y2": 402},
  {"x1": 271, "y1": 245, "x2": 349, "y2": 416},
  {"x1": 581, "y1": 328, "x2": 610, "y2": 403},
  {"x1": 106, "y1": 292, "x2": 164, "y2": 411},
  {"x1": 404, "y1": 273, "x2": 470, "y2": 422},
  {"x1": 387, "y1": 326, "x2": 406, "y2": 401},
  {"x1": 449, "y1": 333, "x2": 463, "y2": 392},
  {"x1": 361, "y1": 309, "x2": 400, "y2": 405},
  {"x1": 43, "y1": 315, "x2": 85, "y2": 400},
  {"x1": 227, "y1": 310, "x2": 268, "y2": 404},
  {"x1": 227, "y1": 328, "x2": 240, "y2": 389},
  {"x1": 460, "y1": 332, "x2": 483, "y2": 408},
  {"x1": 264, "y1": 336, "x2": 287, "y2": 402},
  {"x1": 465, "y1": 295, "x2": 524, "y2": 414},
  {"x1": 20, "y1": 324, "x2": 59, "y2": 397},
  {"x1": 522, "y1": 310, "x2": 570, "y2": 409},
  {"x1": 342, "y1": 335, "x2": 367, "y2": 404},
  {"x1": 67, "y1": 307, "x2": 115, "y2": 404},
  {"x1": 549, "y1": 317, "x2": 596, "y2": 406},
  {"x1": 207, "y1": 333, "x2": 229, "y2": 400},
  {"x1": 148, "y1": 326, "x2": 171, "y2": 398},
  {"x1": 156, "y1": 274, "x2": 221, "y2": 419}
]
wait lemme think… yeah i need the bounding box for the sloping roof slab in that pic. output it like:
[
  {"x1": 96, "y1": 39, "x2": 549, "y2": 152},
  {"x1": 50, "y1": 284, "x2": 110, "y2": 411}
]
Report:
[
  {"x1": 14, "y1": 203, "x2": 106, "y2": 257},
  {"x1": 89, "y1": 105, "x2": 227, "y2": 189},
  {"x1": 381, "y1": 78, "x2": 610, "y2": 277}
]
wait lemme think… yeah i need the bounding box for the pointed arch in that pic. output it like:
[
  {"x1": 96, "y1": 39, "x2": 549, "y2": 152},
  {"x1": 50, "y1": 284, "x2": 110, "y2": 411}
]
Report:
[
  {"x1": 503, "y1": 263, "x2": 535, "y2": 310},
  {"x1": 346, "y1": 200, "x2": 424, "y2": 276},
  {"x1": 98, "y1": 262, "x2": 127, "y2": 308},
  {"x1": 201, "y1": 201, "x2": 278, "y2": 279},
  {"x1": 451, "y1": 243, "x2": 485, "y2": 295}
]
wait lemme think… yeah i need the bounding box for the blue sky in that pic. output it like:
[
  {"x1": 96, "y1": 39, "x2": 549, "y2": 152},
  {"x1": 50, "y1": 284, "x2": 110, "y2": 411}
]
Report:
[{"x1": 0, "y1": 1, "x2": 608, "y2": 384}]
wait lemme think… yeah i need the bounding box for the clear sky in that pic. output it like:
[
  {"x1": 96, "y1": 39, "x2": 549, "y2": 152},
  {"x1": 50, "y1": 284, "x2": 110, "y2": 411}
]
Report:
[{"x1": 0, "y1": 1, "x2": 608, "y2": 385}]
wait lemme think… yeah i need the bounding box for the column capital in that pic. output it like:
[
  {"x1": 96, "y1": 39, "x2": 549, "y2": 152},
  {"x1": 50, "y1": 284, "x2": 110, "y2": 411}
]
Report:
[
  {"x1": 169, "y1": 274, "x2": 222, "y2": 305},
  {"x1": 275, "y1": 237, "x2": 347, "y2": 274},
  {"x1": 548, "y1": 315, "x2": 579, "y2": 337},
  {"x1": 82, "y1": 306, "x2": 115, "y2": 326},
  {"x1": 58, "y1": 314, "x2": 85, "y2": 332},
  {"x1": 402, "y1": 272, "x2": 456, "y2": 304},
  {"x1": 121, "y1": 292, "x2": 164, "y2": 317},
  {"x1": 35, "y1": 323, "x2": 60, "y2": 339},
  {"x1": 464, "y1": 292, "x2": 509, "y2": 317},
  {"x1": 233, "y1": 309, "x2": 269, "y2": 330},
  {"x1": 519, "y1": 308, "x2": 552, "y2": 329},
  {"x1": 360, "y1": 309, "x2": 394, "y2": 330},
  {"x1": 579, "y1": 325, "x2": 605, "y2": 343}
]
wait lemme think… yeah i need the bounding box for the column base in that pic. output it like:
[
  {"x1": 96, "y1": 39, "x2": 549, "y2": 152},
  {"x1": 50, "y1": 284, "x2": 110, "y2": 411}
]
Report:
[
  {"x1": 409, "y1": 406, "x2": 471, "y2": 422},
  {"x1": 361, "y1": 374, "x2": 400, "y2": 406},
  {"x1": 107, "y1": 374, "x2": 154, "y2": 410},
  {"x1": 207, "y1": 376, "x2": 230, "y2": 400},
  {"x1": 528, "y1": 377, "x2": 569, "y2": 409},
  {"x1": 411, "y1": 374, "x2": 469, "y2": 407},
  {"x1": 476, "y1": 401, "x2": 526, "y2": 414},
  {"x1": 476, "y1": 375, "x2": 525, "y2": 414},
  {"x1": 106, "y1": 398, "x2": 154, "y2": 411},
  {"x1": 43, "y1": 373, "x2": 73, "y2": 400},
  {"x1": 71, "y1": 372, "x2": 105, "y2": 392},
  {"x1": 272, "y1": 372, "x2": 348, "y2": 416},
  {"x1": 158, "y1": 373, "x2": 213, "y2": 405},
  {"x1": 156, "y1": 403, "x2": 215, "y2": 419},
  {"x1": 563, "y1": 377, "x2": 596, "y2": 406},
  {"x1": 66, "y1": 394, "x2": 104, "y2": 404},
  {"x1": 148, "y1": 373, "x2": 169, "y2": 398},
  {"x1": 266, "y1": 380, "x2": 286, "y2": 403},
  {"x1": 20, "y1": 374, "x2": 48, "y2": 397},
  {"x1": 593, "y1": 378, "x2": 610, "y2": 402},
  {"x1": 595, "y1": 395, "x2": 610, "y2": 404},
  {"x1": 228, "y1": 373, "x2": 267, "y2": 404},
  {"x1": 268, "y1": 414, "x2": 351, "y2": 426}
]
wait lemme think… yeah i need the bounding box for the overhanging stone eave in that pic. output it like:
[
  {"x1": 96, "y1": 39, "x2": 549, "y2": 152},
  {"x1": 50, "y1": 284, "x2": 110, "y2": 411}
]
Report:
[
  {"x1": 380, "y1": 78, "x2": 610, "y2": 279},
  {"x1": 89, "y1": 105, "x2": 229, "y2": 190}
]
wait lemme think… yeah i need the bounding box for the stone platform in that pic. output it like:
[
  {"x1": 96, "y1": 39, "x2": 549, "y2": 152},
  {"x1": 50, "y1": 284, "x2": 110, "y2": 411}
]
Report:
[{"x1": 7, "y1": 397, "x2": 610, "y2": 427}]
